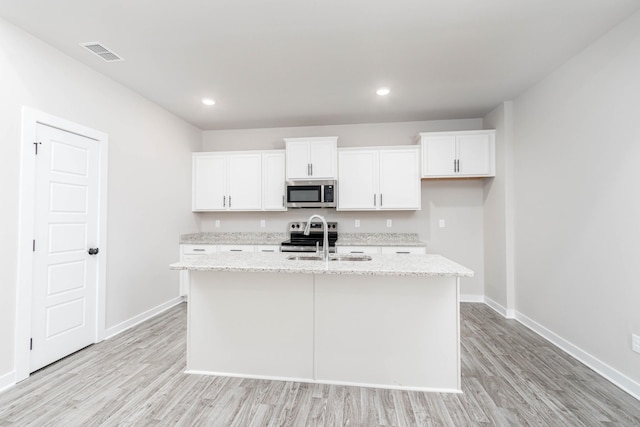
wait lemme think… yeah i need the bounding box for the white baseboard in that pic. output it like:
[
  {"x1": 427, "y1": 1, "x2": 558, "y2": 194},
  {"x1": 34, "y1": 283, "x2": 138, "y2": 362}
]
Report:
[
  {"x1": 484, "y1": 297, "x2": 516, "y2": 319},
  {"x1": 515, "y1": 311, "x2": 640, "y2": 401},
  {"x1": 104, "y1": 297, "x2": 183, "y2": 340},
  {"x1": 460, "y1": 294, "x2": 484, "y2": 303},
  {"x1": 0, "y1": 370, "x2": 15, "y2": 393}
]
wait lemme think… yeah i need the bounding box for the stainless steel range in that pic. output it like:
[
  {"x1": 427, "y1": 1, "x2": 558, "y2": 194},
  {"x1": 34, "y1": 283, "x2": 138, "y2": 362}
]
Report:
[{"x1": 280, "y1": 221, "x2": 338, "y2": 253}]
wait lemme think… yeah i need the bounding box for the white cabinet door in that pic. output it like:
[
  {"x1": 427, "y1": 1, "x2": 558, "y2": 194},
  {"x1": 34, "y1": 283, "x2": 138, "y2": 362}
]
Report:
[
  {"x1": 338, "y1": 146, "x2": 420, "y2": 211},
  {"x1": 193, "y1": 154, "x2": 226, "y2": 211},
  {"x1": 457, "y1": 134, "x2": 492, "y2": 176},
  {"x1": 285, "y1": 137, "x2": 337, "y2": 180},
  {"x1": 285, "y1": 140, "x2": 311, "y2": 179},
  {"x1": 337, "y1": 150, "x2": 378, "y2": 210},
  {"x1": 308, "y1": 139, "x2": 337, "y2": 179},
  {"x1": 379, "y1": 148, "x2": 421, "y2": 210},
  {"x1": 420, "y1": 130, "x2": 495, "y2": 178},
  {"x1": 263, "y1": 151, "x2": 286, "y2": 211},
  {"x1": 421, "y1": 136, "x2": 457, "y2": 177},
  {"x1": 228, "y1": 154, "x2": 262, "y2": 210}
]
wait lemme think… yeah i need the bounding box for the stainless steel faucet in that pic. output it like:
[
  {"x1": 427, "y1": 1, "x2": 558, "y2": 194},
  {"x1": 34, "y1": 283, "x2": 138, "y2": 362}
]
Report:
[{"x1": 304, "y1": 214, "x2": 329, "y2": 262}]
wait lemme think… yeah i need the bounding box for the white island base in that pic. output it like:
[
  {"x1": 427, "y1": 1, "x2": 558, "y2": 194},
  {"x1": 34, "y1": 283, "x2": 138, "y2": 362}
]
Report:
[{"x1": 187, "y1": 270, "x2": 461, "y2": 393}]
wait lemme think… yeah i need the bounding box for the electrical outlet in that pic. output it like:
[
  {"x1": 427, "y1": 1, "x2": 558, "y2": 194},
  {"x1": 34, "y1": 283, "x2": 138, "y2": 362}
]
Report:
[
  {"x1": 260, "y1": 219, "x2": 266, "y2": 228},
  {"x1": 215, "y1": 220, "x2": 221, "y2": 228},
  {"x1": 439, "y1": 219, "x2": 446, "y2": 228},
  {"x1": 632, "y1": 334, "x2": 640, "y2": 353},
  {"x1": 355, "y1": 219, "x2": 360, "y2": 228},
  {"x1": 386, "y1": 219, "x2": 392, "y2": 228}
]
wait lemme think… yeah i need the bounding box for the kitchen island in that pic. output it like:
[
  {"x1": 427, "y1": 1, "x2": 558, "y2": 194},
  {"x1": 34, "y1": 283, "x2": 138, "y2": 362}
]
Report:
[{"x1": 170, "y1": 252, "x2": 473, "y2": 393}]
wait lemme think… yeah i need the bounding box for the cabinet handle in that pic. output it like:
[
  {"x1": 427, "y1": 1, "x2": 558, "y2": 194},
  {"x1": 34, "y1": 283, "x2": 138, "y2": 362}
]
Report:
[
  {"x1": 229, "y1": 195, "x2": 232, "y2": 207},
  {"x1": 308, "y1": 163, "x2": 311, "y2": 176},
  {"x1": 396, "y1": 251, "x2": 410, "y2": 254},
  {"x1": 351, "y1": 251, "x2": 364, "y2": 254},
  {"x1": 230, "y1": 249, "x2": 241, "y2": 252},
  {"x1": 457, "y1": 159, "x2": 461, "y2": 173},
  {"x1": 193, "y1": 249, "x2": 206, "y2": 252},
  {"x1": 282, "y1": 195, "x2": 285, "y2": 207},
  {"x1": 374, "y1": 194, "x2": 376, "y2": 206},
  {"x1": 223, "y1": 195, "x2": 226, "y2": 207},
  {"x1": 380, "y1": 194, "x2": 383, "y2": 206},
  {"x1": 453, "y1": 159, "x2": 457, "y2": 173},
  {"x1": 310, "y1": 163, "x2": 313, "y2": 176},
  {"x1": 262, "y1": 249, "x2": 275, "y2": 252}
]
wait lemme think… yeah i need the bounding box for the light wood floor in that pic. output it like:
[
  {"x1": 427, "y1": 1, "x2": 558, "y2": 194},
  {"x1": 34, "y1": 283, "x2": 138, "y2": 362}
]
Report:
[{"x1": 1, "y1": 303, "x2": 638, "y2": 426}]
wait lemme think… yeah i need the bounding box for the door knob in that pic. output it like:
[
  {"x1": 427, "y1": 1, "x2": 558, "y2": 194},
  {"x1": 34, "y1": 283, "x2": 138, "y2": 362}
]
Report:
[{"x1": 88, "y1": 248, "x2": 99, "y2": 255}]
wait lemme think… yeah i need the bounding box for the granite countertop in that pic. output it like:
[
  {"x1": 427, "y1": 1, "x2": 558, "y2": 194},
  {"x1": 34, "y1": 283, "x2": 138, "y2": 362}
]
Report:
[
  {"x1": 180, "y1": 232, "x2": 286, "y2": 245},
  {"x1": 335, "y1": 232, "x2": 425, "y2": 247},
  {"x1": 180, "y1": 232, "x2": 426, "y2": 248},
  {"x1": 170, "y1": 252, "x2": 472, "y2": 277}
]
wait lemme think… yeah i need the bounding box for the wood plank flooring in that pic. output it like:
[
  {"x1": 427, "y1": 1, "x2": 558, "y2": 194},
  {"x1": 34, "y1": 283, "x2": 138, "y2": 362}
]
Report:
[{"x1": 1, "y1": 303, "x2": 639, "y2": 426}]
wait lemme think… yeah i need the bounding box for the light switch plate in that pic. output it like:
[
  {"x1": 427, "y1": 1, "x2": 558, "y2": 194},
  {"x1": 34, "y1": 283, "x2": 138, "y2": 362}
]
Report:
[
  {"x1": 215, "y1": 220, "x2": 221, "y2": 228},
  {"x1": 386, "y1": 219, "x2": 392, "y2": 228},
  {"x1": 355, "y1": 219, "x2": 360, "y2": 228},
  {"x1": 260, "y1": 220, "x2": 266, "y2": 228},
  {"x1": 439, "y1": 219, "x2": 446, "y2": 228}
]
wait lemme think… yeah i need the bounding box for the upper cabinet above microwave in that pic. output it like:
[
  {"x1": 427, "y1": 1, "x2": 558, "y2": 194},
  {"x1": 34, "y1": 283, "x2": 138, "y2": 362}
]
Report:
[
  {"x1": 285, "y1": 137, "x2": 338, "y2": 180},
  {"x1": 419, "y1": 130, "x2": 495, "y2": 178}
]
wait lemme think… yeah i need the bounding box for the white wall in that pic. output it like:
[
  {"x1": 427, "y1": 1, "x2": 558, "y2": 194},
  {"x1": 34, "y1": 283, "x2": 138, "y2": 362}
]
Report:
[
  {"x1": 512, "y1": 11, "x2": 640, "y2": 385},
  {"x1": 0, "y1": 18, "x2": 201, "y2": 380},
  {"x1": 482, "y1": 102, "x2": 515, "y2": 314},
  {"x1": 201, "y1": 119, "x2": 486, "y2": 297}
]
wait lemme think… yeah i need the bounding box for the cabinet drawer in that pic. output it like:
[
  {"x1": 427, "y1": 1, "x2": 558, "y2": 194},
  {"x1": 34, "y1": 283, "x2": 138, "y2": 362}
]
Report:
[
  {"x1": 336, "y1": 246, "x2": 380, "y2": 255},
  {"x1": 255, "y1": 245, "x2": 281, "y2": 253},
  {"x1": 380, "y1": 246, "x2": 426, "y2": 255},
  {"x1": 182, "y1": 244, "x2": 216, "y2": 255},
  {"x1": 218, "y1": 245, "x2": 255, "y2": 252}
]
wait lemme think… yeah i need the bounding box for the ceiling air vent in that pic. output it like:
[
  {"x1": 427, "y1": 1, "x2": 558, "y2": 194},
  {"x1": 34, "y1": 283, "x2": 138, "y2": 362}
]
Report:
[{"x1": 80, "y1": 42, "x2": 124, "y2": 62}]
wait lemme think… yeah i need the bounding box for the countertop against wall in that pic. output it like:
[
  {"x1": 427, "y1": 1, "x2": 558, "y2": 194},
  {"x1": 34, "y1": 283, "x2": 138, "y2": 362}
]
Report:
[{"x1": 180, "y1": 232, "x2": 427, "y2": 248}]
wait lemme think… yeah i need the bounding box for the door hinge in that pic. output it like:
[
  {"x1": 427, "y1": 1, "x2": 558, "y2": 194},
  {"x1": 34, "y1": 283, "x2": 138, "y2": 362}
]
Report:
[
  {"x1": 34, "y1": 142, "x2": 42, "y2": 155},
  {"x1": 33, "y1": 240, "x2": 36, "y2": 252},
  {"x1": 30, "y1": 338, "x2": 33, "y2": 350}
]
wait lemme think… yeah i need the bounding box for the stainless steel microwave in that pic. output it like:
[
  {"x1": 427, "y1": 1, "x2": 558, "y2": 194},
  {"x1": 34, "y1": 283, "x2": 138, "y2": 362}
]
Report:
[{"x1": 285, "y1": 180, "x2": 336, "y2": 208}]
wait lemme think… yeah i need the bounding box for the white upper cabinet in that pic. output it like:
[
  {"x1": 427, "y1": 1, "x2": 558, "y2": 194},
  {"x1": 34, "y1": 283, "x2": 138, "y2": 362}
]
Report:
[
  {"x1": 262, "y1": 151, "x2": 286, "y2": 211},
  {"x1": 285, "y1": 137, "x2": 338, "y2": 180},
  {"x1": 193, "y1": 152, "x2": 265, "y2": 211},
  {"x1": 420, "y1": 130, "x2": 495, "y2": 178},
  {"x1": 338, "y1": 146, "x2": 421, "y2": 211}
]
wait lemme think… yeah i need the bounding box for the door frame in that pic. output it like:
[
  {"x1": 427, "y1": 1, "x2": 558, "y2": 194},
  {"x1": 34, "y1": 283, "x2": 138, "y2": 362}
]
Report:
[{"x1": 15, "y1": 107, "x2": 108, "y2": 382}]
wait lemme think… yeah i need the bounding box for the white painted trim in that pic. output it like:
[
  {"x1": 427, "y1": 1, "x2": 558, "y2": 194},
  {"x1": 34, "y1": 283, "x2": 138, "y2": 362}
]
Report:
[
  {"x1": 185, "y1": 370, "x2": 462, "y2": 394},
  {"x1": 15, "y1": 107, "x2": 109, "y2": 382},
  {"x1": 460, "y1": 294, "x2": 484, "y2": 303},
  {"x1": 0, "y1": 371, "x2": 16, "y2": 393},
  {"x1": 514, "y1": 311, "x2": 640, "y2": 401},
  {"x1": 484, "y1": 296, "x2": 516, "y2": 319},
  {"x1": 104, "y1": 297, "x2": 184, "y2": 340}
]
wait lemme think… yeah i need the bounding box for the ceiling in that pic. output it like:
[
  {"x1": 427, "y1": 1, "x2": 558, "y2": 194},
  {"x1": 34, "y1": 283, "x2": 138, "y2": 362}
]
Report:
[{"x1": 1, "y1": 1, "x2": 638, "y2": 130}]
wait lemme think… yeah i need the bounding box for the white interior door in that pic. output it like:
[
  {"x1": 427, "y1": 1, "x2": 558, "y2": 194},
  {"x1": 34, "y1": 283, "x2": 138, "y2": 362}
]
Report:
[{"x1": 31, "y1": 123, "x2": 100, "y2": 372}]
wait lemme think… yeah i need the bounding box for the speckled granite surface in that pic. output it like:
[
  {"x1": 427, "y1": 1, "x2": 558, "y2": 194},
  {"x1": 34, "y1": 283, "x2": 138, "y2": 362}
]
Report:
[
  {"x1": 170, "y1": 252, "x2": 472, "y2": 277},
  {"x1": 336, "y1": 233, "x2": 425, "y2": 247},
  {"x1": 181, "y1": 232, "x2": 426, "y2": 247},
  {"x1": 180, "y1": 232, "x2": 287, "y2": 245}
]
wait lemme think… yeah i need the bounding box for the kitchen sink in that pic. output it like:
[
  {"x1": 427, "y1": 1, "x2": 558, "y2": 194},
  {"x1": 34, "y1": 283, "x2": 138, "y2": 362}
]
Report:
[
  {"x1": 286, "y1": 254, "x2": 372, "y2": 262},
  {"x1": 330, "y1": 254, "x2": 372, "y2": 261},
  {"x1": 286, "y1": 255, "x2": 324, "y2": 261}
]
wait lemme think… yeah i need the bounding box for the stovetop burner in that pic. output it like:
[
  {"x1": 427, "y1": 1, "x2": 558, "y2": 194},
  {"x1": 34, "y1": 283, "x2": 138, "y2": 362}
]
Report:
[{"x1": 280, "y1": 221, "x2": 338, "y2": 253}]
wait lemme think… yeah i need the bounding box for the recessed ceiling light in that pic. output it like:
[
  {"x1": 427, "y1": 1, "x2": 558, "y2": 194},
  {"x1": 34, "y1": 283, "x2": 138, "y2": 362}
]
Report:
[
  {"x1": 376, "y1": 87, "x2": 391, "y2": 96},
  {"x1": 202, "y1": 98, "x2": 216, "y2": 106}
]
